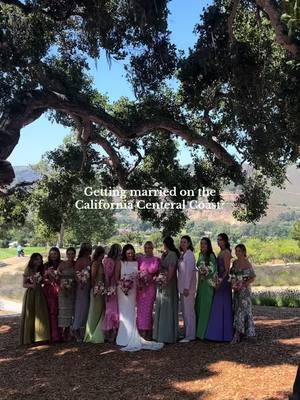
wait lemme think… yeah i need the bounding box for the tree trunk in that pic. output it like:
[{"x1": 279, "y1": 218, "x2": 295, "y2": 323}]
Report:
[{"x1": 58, "y1": 221, "x2": 65, "y2": 248}]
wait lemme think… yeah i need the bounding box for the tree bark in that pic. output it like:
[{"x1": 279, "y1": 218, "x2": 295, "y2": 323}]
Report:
[{"x1": 58, "y1": 221, "x2": 65, "y2": 249}]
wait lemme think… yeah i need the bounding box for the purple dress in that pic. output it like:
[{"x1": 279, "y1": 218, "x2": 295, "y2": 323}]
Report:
[{"x1": 205, "y1": 255, "x2": 233, "y2": 342}]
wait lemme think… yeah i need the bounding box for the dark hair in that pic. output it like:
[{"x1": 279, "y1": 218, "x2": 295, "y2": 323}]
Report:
[
  {"x1": 200, "y1": 237, "x2": 216, "y2": 265},
  {"x1": 107, "y1": 243, "x2": 122, "y2": 260},
  {"x1": 163, "y1": 236, "x2": 180, "y2": 258},
  {"x1": 92, "y1": 246, "x2": 105, "y2": 262},
  {"x1": 78, "y1": 242, "x2": 92, "y2": 259},
  {"x1": 66, "y1": 247, "x2": 76, "y2": 255},
  {"x1": 217, "y1": 233, "x2": 231, "y2": 251},
  {"x1": 47, "y1": 247, "x2": 61, "y2": 268},
  {"x1": 235, "y1": 243, "x2": 247, "y2": 256},
  {"x1": 121, "y1": 244, "x2": 135, "y2": 261},
  {"x1": 180, "y1": 235, "x2": 194, "y2": 252},
  {"x1": 26, "y1": 253, "x2": 43, "y2": 274}
]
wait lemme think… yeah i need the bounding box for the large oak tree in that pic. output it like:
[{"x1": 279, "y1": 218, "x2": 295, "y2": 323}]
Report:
[{"x1": 0, "y1": 0, "x2": 299, "y2": 234}]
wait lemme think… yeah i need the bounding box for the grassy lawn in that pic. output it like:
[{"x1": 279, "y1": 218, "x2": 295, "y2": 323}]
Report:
[{"x1": 0, "y1": 247, "x2": 49, "y2": 260}]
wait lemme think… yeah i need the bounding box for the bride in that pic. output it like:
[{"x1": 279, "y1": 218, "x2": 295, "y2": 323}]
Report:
[{"x1": 116, "y1": 244, "x2": 164, "y2": 352}]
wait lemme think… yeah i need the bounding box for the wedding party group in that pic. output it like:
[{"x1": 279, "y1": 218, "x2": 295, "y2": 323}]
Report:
[{"x1": 20, "y1": 233, "x2": 256, "y2": 351}]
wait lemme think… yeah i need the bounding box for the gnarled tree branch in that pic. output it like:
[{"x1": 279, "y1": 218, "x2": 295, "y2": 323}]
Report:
[
  {"x1": 0, "y1": 89, "x2": 241, "y2": 187},
  {"x1": 255, "y1": 0, "x2": 300, "y2": 57}
]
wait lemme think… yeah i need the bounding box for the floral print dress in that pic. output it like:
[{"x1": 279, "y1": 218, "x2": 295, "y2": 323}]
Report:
[{"x1": 231, "y1": 262, "x2": 256, "y2": 337}]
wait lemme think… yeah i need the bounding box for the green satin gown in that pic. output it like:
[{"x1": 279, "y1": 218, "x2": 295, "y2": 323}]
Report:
[
  {"x1": 195, "y1": 253, "x2": 217, "y2": 339},
  {"x1": 84, "y1": 262, "x2": 105, "y2": 343}
]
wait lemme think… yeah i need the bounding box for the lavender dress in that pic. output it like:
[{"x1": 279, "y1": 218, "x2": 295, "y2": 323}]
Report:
[{"x1": 205, "y1": 255, "x2": 233, "y2": 342}]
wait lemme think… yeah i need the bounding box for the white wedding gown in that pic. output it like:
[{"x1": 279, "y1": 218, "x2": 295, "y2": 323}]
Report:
[{"x1": 116, "y1": 260, "x2": 164, "y2": 352}]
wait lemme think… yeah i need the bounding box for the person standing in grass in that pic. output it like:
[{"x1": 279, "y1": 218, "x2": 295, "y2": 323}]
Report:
[
  {"x1": 20, "y1": 253, "x2": 50, "y2": 345},
  {"x1": 102, "y1": 243, "x2": 122, "y2": 343},
  {"x1": 153, "y1": 236, "x2": 179, "y2": 344},
  {"x1": 230, "y1": 244, "x2": 256, "y2": 344},
  {"x1": 136, "y1": 241, "x2": 160, "y2": 340},
  {"x1": 195, "y1": 237, "x2": 217, "y2": 339},
  {"x1": 43, "y1": 247, "x2": 62, "y2": 343},
  {"x1": 178, "y1": 235, "x2": 197, "y2": 343},
  {"x1": 206, "y1": 233, "x2": 233, "y2": 342},
  {"x1": 57, "y1": 247, "x2": 76, "y2": 341}
]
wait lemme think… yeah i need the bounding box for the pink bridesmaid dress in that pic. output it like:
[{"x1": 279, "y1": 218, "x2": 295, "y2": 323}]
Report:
[
  {"x1": 136, "y1": 256, "x2": 160, "y2": 331},
  {"x1": 102, "y1": 257, "x2": 119, "y2": 331}
]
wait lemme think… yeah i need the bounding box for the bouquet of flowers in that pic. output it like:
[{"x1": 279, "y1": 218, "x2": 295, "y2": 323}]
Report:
[
  {"x1": 76, "y1": 266, "x2": 90, "y2": 287},
  {"x1": 93, "y1": 280, "x2": 106, "y2": 296},
  {"x1": 229, "y1": 270, "x2": 251, "y2": 291},
  {"x1": 29, "y1": 272, "x2": 43, "y2": 285},
  {"x1": 198, "y1": 261, "x2": 212, "y2": 280},
  {"x1": 60, "y1": 278, "x2": 73, "y2": 291},
  {"x1": 44, "y1": 267, "x2": 59, "y2": 283},
  {"x1": 207, "y1": 273, "x2": 222, "y2": 288},
  {"x1": 153, "y1": 272, "x2": 168, "y2": 288},
  {"x1": 136, "y1": 270, "x2": 151, "y2": 289},
  {"x1": 105, "y1": 286, "x2": 116, "y2": 297},
  {"x1": 118, "y1": 273, "x2": 135, "y2": 296}
]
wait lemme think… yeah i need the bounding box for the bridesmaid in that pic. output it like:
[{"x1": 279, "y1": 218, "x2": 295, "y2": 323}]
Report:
[
  {"x1": 178, "y1": 235, "x2": 197, "y2": 343},
  {"x1": 57, "y1": 247, "x2": 76, "y2": 341},
  {"x1": 136, "y1": 241, "x2": 160, "y2": 340},
  {"x1": 206, "y1": 233, "x2": 234, "y2": 342},
  {"x1": 20, "y1": 253, "x2": 50, "y2": 345},
  {"x1": 153, "y1": 236, "x2": 179, "y2": 344},
  {"x1": 231, "y1": 244, "x2": 256, "y2": 344},
  {"x1": 84, "y1": 246, "x2": 106, "y2": 343},
  {"x1": 195, "y1": 237, "x2": 217, "y2": 339},
  {"x1": 102, "y1": 243, "x2": 122, "y2": 343},
  {"x1": 43, "y1": 247, "x2": 62, "y2": 343},
  {"x1": 72, "y1": 242, "x2": 92, "y2": 342}
]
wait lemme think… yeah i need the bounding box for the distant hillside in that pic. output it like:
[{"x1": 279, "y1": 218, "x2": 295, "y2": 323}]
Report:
[{"x1": 13, "y1": 166, "x2": 40, "y2": 185}]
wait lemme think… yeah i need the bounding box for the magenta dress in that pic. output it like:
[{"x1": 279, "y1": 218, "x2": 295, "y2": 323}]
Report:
[
  {"x1": 136, "y1": 256, "x2": 160, "y2": 330},
  {"x1": 102, "y1": 257, "x2": 119, "y2": 331}
]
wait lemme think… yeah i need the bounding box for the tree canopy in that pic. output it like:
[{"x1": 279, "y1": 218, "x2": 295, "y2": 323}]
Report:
[{"x1": 1, "y1": 0, "x2": 300, "y2": 234}]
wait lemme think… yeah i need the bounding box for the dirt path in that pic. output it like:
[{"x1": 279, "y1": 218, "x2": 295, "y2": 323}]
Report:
[{"x1": 0, "y1": 306, "x2": 299, "y2": 400}]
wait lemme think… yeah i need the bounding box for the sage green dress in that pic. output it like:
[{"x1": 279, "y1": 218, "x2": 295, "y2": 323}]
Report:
[
  {"x1": 195, "y1": 253, "x2": 217, "y2": 339},
  {"x1": 20, "y1": 267, "x2": 50, "y2": 345},
  {"x1": 58, "y1": 264, "x2": 75, "y2": 327},
  {"x1": 84, "y1": 261, "x2": 105, "y2": 343},
  {"x1": 153, "y1": 250, "x2": 179, "y2": 344}
]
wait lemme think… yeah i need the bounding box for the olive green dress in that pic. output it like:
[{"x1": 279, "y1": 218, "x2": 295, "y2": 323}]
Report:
[
  {"x1": 20, "y1": 267, "x2": 50, "y2": 345},
  {"x1": 84, "y1": 261, "x2": 105, "y2": 343},
  {"x1": 153, "y1": 250, "x2": 179, "y2": 344},
  {"x1": 195, "y1": 253, "x2": 217, "y2": 339},
  {"x1": 58, "y1": 264, "x2": 75, "y2": 327}
]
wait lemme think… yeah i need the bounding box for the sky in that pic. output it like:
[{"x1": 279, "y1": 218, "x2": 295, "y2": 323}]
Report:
[{"x1": 8, "y1": 0, "x2": 209, "y2": 166}]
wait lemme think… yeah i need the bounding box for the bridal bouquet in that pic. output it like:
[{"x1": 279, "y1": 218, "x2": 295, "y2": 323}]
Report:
[
  {"x1": 105, "y1": 286, "x2": 116, "y2": 297},
  {"x1": 44, "y1": 267, "x2": 59, "y2": 283},
  {"x1": 153, "y1": 272, "x2": 168, "y2": 287},
  {"x1": 207, "y1": 273, "x2": 222, "y2": 288},
  {"x1": 229, "y1": 271, "x2": 251, "y2": 291},
  {"x1": 60, "y1": 278, "x2": 73, "y2": 291},
  {"x1": 29, "y1": 272, "x2": 43, "y2": 285},
  {"x1": 76, "y1": 266, "x2": 90, "y2": 287},
  {"x1": 93, "y1": 280, "x2": 106, "y2": 296},
  {"x1": 118, "y1": 274, "x2": 135, "y2": 296},
  {"x1": 198, "y1": 261, "x2": 212, "y2": 280},
  {"x1": 136, "y1": 270, "x2": 151, "y2": 289}
]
